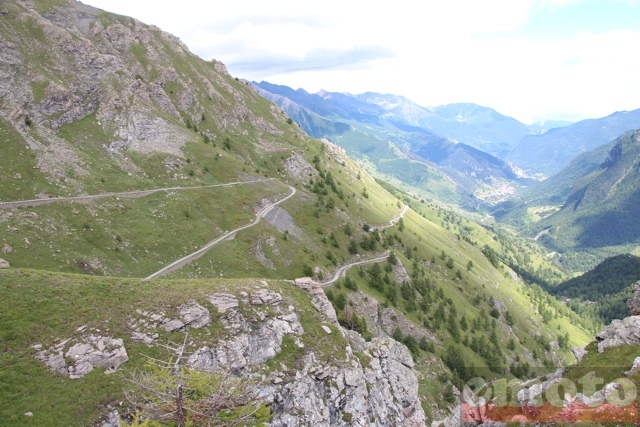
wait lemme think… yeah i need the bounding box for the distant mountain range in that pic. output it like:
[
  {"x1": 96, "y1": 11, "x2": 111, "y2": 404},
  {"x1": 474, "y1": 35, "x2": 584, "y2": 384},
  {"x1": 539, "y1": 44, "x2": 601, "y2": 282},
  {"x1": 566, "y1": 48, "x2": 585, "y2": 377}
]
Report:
[
  {"x1": 253, "y1": 81, "x2": 541, "y2": 206},
  {"x1": 506, "y1": 109, "x2": 640, "y2": 177},
  {"x1": 498, "y1": 130, "x2": 640, "y2": 271}
]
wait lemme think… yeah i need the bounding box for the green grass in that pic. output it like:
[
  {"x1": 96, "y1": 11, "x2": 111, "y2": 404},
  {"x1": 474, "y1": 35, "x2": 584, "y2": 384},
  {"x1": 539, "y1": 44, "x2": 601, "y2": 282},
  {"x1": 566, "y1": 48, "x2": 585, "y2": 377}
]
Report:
[
  {"x1": 0, "y1": 117, "x2": 59, "y2": 200},
  {"x1": 564, "y1": 342, "x2": 640, "y2": 391},
  {"x1": 0, "y1": 268, "x2": 347, "y2": 426},
  {"x1": 0, "y1": 180, "x2": 289, "y2": 277}
]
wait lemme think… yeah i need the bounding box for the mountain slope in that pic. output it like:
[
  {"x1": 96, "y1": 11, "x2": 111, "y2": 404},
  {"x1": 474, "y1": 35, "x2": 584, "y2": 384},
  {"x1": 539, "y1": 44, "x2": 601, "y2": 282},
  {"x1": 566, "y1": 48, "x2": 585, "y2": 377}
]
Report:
[
  {"x1": 548, "y1": 254, "x2": 640, "y2": 324},
  {"x1": 254, "y1": 82, "x2": 534, "y2": 207},
  {"x1": 0, "y1": 1, "x2": 593, "y2": 426},
  {"x1": 500, "y1": 130, "x2": 640, "y2": 272},
  {"x1": 507, "y1": 109, "x2": 640, "y2": 177}
]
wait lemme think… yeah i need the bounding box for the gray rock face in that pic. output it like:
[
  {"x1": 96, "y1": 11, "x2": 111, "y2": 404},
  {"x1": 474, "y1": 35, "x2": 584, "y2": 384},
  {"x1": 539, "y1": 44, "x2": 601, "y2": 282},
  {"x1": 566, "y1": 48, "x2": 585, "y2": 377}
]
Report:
[
  {"x1": 628, "y1": 281, "x2": 640, "y2": 315},
  {"x1": 186, "y1": 287, "x2": 304, "y2": 372},
  {"x1": 2, "y1": 0, "x2": 288, "y2": 189},
  {"x1": 161, "y1": 318, "x2": 185, "y2": 332},
  {"x1": 294, "y1": 277, "x2": 338, "y2": 325},
  {"x1": 178, "y1": 300, "x2": 211, "y2": 329},
  {"x1": 188, "y1": 310, "x2": 303, "y2": 371},
  {"x1": 571, "y1": 347, "x2": 588, "y2": 362},
  {"x1": 101, "y1": 409, "x2": 120, "y2": 427},
  {"x1": 36, "y1": 335, "x2": 128, "y2": 379},
  {"x1": 270, "y1": 337, "x2": 425, "y2": 427},
  {"x1": 250, "y1": 288, "x2": 283, "y2": 306},
  {"x1": 625, "y1": 356, "x2": 640, "y2": 376},
  {"x1": 158, "y1": 301, "x2": 211, "y2": 332},
  {"x1": 595, "y1": 316, "x2": 640, "y2": 352},
  {"x1": 208, "y1": 293, "x2": 239, "y2": 313}
]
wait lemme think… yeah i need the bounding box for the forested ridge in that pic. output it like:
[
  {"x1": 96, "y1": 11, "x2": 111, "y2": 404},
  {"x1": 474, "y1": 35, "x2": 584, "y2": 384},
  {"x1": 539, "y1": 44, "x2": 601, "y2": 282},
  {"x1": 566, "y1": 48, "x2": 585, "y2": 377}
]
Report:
[{"x1": 548, "y1": 254, "x2": 640, "y2": 324}]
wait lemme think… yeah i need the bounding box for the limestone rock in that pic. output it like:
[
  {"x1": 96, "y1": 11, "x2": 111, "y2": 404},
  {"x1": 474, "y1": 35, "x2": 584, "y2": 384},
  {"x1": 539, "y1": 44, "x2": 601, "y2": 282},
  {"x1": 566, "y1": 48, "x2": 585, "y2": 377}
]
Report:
[
  {"x1": 0, "y1": 258, "x2": 9, "y2": 268},
  {"x1": 294, "y1": 277, "x2": 338, "y2": 325},
  {"x1": 270, "y1": 336, "x2": 426, "y2": 427},
  {"x1": 492, "y1": 297, "x2": 507, "y2": 313},
  {"x1": 101, "y1": 409, "x2": 120, "y2": 427},
  {"x1": 571, "y1": 347, "x2": 588, "y2": 362},
  {"x1": 208, "y1": 293, "x2": 239, "y2": 313},
  {"x1": 36, "y1": 335, "x2": 128, "y2": 379},
  {"x1": 628, "y1": 281, "x2": 640, "y2": 315},
  {"x1": 161, "y1": 318, "x2": 185, "y2": 332},
  {"x1": 250, "y1": 288, "x2": 283, "y2": 306},
  {"x1": 178, "y1": 300, "x2": 211, "y2": 329},
  {"x1": 625, "y1": 356, "x2": 640, "y2": 376},
  {"x1": 595, "y1": 316, "x2": 640, "y2": 352},
  {"x1": 130, "y1": 332, "x2": 156, "y2": 345},
  {"x1": 188, "y1": 312, "x2": 304, "y2": 372}
]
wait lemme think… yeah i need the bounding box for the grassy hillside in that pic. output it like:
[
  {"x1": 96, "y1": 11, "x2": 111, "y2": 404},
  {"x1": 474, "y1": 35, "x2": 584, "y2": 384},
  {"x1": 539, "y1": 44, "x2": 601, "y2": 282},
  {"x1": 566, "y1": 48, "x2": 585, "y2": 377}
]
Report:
[
  {"x1": 0, "y1": 1, "x2": 598, "y2": 425},
  {"x1": 496, "y1": 130, "x2": 640, "y2": 272},
  {"x1": 0, "y1": 269, "x2": 352, "y2": 426},
  {"x1": 548, "y1": 254, "x2": 640, "y2": 324}
]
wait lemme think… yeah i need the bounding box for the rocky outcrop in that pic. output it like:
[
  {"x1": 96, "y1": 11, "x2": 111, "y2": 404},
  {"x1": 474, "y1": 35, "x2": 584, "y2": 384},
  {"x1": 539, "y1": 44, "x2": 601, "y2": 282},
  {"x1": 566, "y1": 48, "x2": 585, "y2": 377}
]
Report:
[
  {"x1": 270, "y1": 336, "x2": 425, "y2": 427},
  {"x1": 208, "y1": 292, "x2": 239, "y2": 313},
  {"x1": 171, "y1": 279, "x2": 426, "y2": 426},
  {"x1": 595, "y1": 316, "x2": 640, "y2": 352},
  {"x1": 627, "y1": 280, "x2": 640, "y2": 315},
  {"x1": 1, "y1": 0, "x2": 293, "y2": 190},
  {"x1": 295, "y1": 277, "x2": 339, "y2": 324},
  {"x1": 35, "y1": 335, "x2": 128, "y2": 379},
  {"x1": 572, "y1": 347, "x2": 588, "y2": 362},
  {"x1": 178, "y1": 300, "x2": 211, "y2": 329},
  {"x1": 625, "y1": 356, "x2": 640, "y2": 376}
]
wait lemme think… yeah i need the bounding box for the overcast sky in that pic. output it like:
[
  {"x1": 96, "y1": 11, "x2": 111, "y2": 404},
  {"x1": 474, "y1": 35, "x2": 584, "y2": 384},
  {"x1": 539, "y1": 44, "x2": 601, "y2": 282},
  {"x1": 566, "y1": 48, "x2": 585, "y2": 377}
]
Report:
[{"x1": 83, "y1": 0, "x2": 640, "y2": 124}]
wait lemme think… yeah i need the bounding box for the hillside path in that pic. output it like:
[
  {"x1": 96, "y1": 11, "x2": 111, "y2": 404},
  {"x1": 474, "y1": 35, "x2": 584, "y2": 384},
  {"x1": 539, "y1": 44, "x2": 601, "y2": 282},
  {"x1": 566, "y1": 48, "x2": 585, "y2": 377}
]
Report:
[
  {"x1": 142, "y1": 185, "x2": 297, "y2": 282},
  {"x1": 388, "y1": 205, "x2": 409, "y2": 228},
  {"x1": 321, "y1": 205, "x2": 409, "y2": 286},
  {"x1": 372, "y1": 205, "x2": 409, "y2": 231},
  {"x1": 0, "y1": 179, "x2": 271, "y2": 209},
  {"x1": 321, "y1": 252, "x2": 390, "y2": 286}
]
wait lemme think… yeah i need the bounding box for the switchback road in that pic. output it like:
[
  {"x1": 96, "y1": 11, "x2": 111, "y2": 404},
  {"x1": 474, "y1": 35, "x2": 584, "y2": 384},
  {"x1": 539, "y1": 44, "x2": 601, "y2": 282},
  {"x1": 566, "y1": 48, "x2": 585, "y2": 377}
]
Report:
[{"x1": 142, "y1": 185, "x2": 297, "y2": 282}]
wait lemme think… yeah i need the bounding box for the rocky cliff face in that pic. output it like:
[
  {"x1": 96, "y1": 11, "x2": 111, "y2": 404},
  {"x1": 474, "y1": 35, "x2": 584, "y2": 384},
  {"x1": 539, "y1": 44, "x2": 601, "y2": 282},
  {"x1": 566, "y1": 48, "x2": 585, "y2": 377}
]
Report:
[
  {"x1": 33, "y1": 277, "x2": 426, "y2": 426},
  {"x1": 0, "y1": 0, "x2": 296, "y2": 195}
]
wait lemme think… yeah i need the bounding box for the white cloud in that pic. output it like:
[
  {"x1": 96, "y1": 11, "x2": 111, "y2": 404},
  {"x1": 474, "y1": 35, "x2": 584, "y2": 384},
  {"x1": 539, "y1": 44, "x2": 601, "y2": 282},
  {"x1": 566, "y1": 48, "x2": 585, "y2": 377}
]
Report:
[{"x1": 83, "y1": 0, "x2": 640, "y2": 123}]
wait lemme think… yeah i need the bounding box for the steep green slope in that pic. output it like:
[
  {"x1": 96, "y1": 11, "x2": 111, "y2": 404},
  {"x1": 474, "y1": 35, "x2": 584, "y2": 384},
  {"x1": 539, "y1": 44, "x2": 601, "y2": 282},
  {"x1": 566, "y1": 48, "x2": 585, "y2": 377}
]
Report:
[
  {"x1": 0, "y1": 1, "x2": 595, "y2": 425},
  {"x1": 549, "y1": 254, "x2": 640, "y2": 324},
  {"x1": 507, "y1": 109, "x2": 640, "y2": 177},
  {"x1": 497, "y1": 130, "x2": 640, "y2": 272}
]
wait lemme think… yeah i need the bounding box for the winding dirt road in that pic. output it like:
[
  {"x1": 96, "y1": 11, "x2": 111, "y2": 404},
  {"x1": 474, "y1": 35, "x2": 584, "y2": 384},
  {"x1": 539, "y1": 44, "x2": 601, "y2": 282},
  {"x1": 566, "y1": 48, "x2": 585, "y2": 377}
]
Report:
[
  {"x1": 321, "y1": 205, "x2": 409, "y2": 286},
  {"x1": 0, "y1": 179, "x2": 270, "y2": 209},
  {"x1": 321, "y1": 252, "x2": 390, "y2": 286},
  {"x1": 388, "y1": 205, "x2": 409, "y2": 228},
  {"x1": 142, "y1": 185, "x2": 297, "y2": 282}
]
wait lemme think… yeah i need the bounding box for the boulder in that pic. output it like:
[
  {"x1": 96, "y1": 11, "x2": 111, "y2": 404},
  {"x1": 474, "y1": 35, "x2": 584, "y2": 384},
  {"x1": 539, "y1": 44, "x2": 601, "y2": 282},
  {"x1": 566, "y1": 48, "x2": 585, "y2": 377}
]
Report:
[
  {"x1": 625, "y1": 356, "x2": 640, "y2": 376},
  {"x1": 572, "y1": 347, "x2": 588, "y2": 362},
  {"x1": 294, "y1": 277, "x2": 338, "y2": 325},
  {"x1": 208, "y1": 293, "x2": 238, "y2": 313},
  {"x1": 161, "y1": 318, "x2": 184, "y2": 332},
  {"x1": 179, "y1": 301, "x2": 211, "y2": 329},
  {"x1": 250, "y1": 288, "x2": 283, "y2": 306},
  {"x1": 628, "y1": 281, "x2": 640, "y2": 315},
  {"x1": 595, "y1": 316, "x2": 640, "y2": 352},
  {"x1": 0, "y1": 259, "x2": 9, "y2": 268},
  {"x1": 36, "y1": 335, "x2": 128, "y2": 379}
]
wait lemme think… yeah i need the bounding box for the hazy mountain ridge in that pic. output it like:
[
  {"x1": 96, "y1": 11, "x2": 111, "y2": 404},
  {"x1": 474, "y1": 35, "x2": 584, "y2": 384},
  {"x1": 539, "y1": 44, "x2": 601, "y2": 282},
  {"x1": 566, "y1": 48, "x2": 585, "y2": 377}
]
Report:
[
  {"x1": 499, "y1": 130, "x2": 640, "y2": 272},
  {"x1": 253, "y1": 81, "x2": 536, "y2": 206},
  {"x1": 0, "y1": 1, "x2": 605, "y2": 426},
  {"x1": 506, "y1": 109, "x2": 640, "y2": 177}
]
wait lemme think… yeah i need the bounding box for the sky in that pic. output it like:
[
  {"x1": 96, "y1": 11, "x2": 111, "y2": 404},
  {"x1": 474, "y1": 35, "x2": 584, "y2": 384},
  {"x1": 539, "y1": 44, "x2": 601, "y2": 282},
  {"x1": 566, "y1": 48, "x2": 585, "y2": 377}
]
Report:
[{"x1": 82, "y1": 0, "x2": 640, "y2": 124}]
